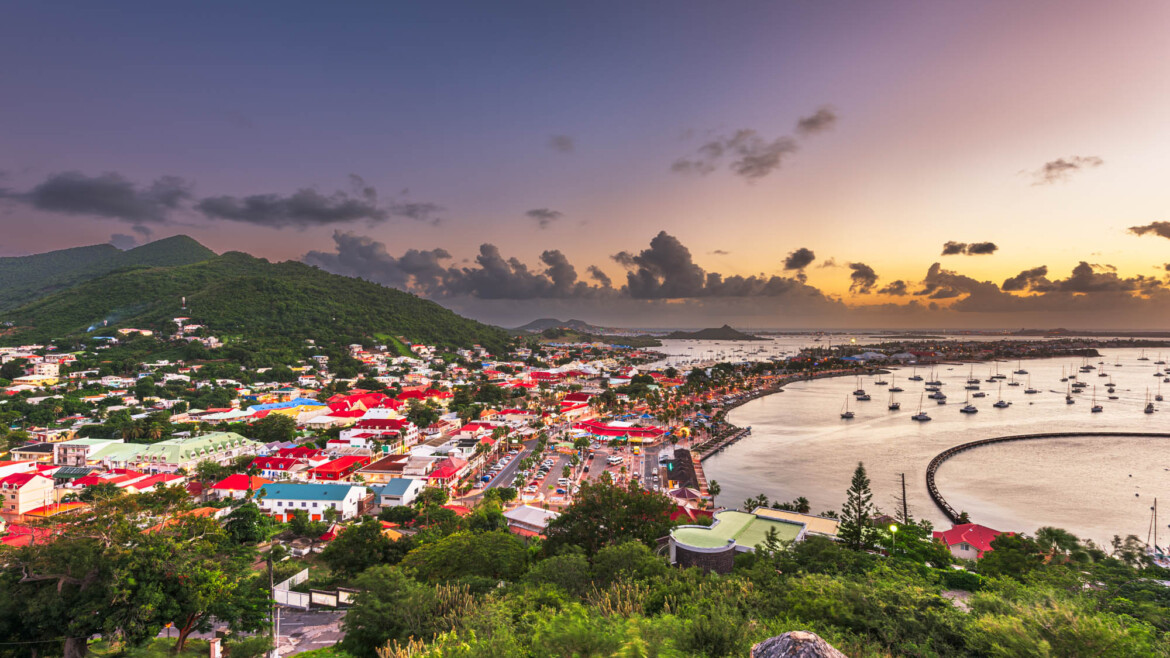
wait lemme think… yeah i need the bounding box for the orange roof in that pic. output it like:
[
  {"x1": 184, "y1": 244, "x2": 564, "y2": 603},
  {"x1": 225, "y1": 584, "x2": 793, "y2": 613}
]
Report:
[{"x1": 24, "y1": 501, "x2": 89, "y2": 518}]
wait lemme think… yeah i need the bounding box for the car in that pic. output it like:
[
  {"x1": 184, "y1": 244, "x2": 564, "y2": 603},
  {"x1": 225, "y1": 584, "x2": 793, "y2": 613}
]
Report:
[
  {"x1": 524, "y1": 485, "x2": 537, "y2": 493},
  {"x1": 555, "y1": 488, "x2": 566, "y2": 494},
  {"x1": 584, "y1": 466, "x2": 591, "y2": 473},
  {"x1": 557, "y1": 477, "x2": 571, "y2": 487}
]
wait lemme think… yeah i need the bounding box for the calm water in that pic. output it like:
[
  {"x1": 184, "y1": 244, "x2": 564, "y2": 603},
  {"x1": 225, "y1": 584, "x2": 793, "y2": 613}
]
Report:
[{"x1": 701, "y1": 347, "x2": 1170, "y2": 546}]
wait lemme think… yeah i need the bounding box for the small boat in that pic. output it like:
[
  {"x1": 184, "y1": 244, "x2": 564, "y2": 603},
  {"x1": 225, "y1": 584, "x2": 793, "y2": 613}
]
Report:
[
  {"x1": 1091, "y1": 387, "x2": 1103, "y2": 413},
  {"x1": 1024, "y1": 375, "x2": 1038, "y2": 395},
  {"x1": 960, "y1": 390, "x2": 978, "y2": 414},
  {"x1": 911, "y1": 394, "x2": 931, "y2": 421},
  {"x1": 908, "y1": 367, "x2": 923, "y2": 382},
  {"x1": 875, "y1": 378, "x2": 888, "y2": 386},
  {"x1": 993, "y1": 383, "x2": 1008, "y2": 408},
  {"x1": 853, "y1": 376, "x2": 866, "y2": 396},
  {"x1": 888, "y1": 375, "x2": 902, "y2": 393},
  {"x1": 888, "y1": 390, "x2": 900, "y2": 411},
  {"x1": 1139, "y1": 350, "x2": 1150, "y2": 361},
  {"x1": 840, "y1": 395, "x2": 854, "y2": 419},
  {"x1": 856, "y1": 393, "x2": 872, "y2": 401},
  {"x1": 965, "y1": 384, "x2": 981, "y2": 390},
  {"x1": 1013, "y1": 360, "x2": 1028, "y2": 375},
  {"x1": 1157, "y1": 382, "x2": 1164, "y2": 402},
  {"x1": 929, "y1": 391, "x2": 946, "y2": 400},
  {"x1": 1065, "y1": 382, "x2": 1075, "y2": 405},
  {"x1": 1145, "y1": 389, "x2": 1156, "y2": 414},
  {"x1": 972, "y1": 391, "x2": 987, "y2": 398}
]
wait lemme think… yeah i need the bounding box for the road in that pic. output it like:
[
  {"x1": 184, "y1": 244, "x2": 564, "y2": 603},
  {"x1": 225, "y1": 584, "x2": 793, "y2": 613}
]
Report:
[{"x1": 163, "y1": 608, "x2": 346, "y2": 656}]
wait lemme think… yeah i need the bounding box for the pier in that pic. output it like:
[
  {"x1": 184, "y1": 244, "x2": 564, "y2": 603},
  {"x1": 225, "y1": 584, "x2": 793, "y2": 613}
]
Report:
[{"x1": 925, "y1": 431, "x2": 1170, "y2": 523}]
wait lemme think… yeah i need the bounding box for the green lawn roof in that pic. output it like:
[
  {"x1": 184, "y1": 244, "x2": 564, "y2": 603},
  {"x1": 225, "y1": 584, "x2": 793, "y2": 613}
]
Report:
[{"x1": 672, "y1": 510, "x2": 804, "y2": 550}]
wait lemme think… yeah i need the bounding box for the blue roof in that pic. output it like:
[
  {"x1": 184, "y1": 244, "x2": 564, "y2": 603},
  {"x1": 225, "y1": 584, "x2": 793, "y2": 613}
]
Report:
[
  {"x1": 257, "y1": 482, "x2": 361, "y2": 501},
  {"x1": 249, "y1": 397, "x2": 325, "y2": 412},
  {"x1": 373, "y1": 478, "x2": 417, "y2": 497}
]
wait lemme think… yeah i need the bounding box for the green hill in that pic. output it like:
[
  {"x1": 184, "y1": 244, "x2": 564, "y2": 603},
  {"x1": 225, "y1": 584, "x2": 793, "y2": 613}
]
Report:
[
  {"x1": 0, "y1": 235, "x2": 217, "y2": 311},
  {"x1": 0, "y1": 251, "x2": 509, "y2": 354}
]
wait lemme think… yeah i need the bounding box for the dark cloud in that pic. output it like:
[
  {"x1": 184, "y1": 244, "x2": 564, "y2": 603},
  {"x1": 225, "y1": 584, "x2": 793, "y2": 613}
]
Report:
[
  {"x1": 131, "y1": 224, "x2": 153, "y2": 238},
  {"x1": 783, "y1": 247, "x2": 816, "y2": 271},
  {"x1": 621, "y1": 231, "x2": 709, "y2": 298},
  {"x1": 941, "y1": 241, "x2": 966, "y2": 256},
  {"x1": 1053, "y1": 262, "x2": 1161, "y2": 294},
  {"x1": 303, "y1": 231, "x2": 451, "y2": 292},
  {"x1": 443, "y1": 244, "x2": 597, "y2": 299},
  {"x1": 525, "y1": 208, "x2": 563, "y2": 229},
  {"x1": 1001, "y1": 266, "x2": 1050, "y2": 292},
  {"x1": 942, "y1": 241, "x2": 999, "y2": 256},
  {"x1": 611, "y1": 251, "x2": 637, "y2": 268},
  {"x1": 108, "y1": 233, "x2": 138, "y2": 250},
  {"x1": 0, "y1": 171, "x2": 192, "y2": 223},
  {"x1": 1030, "y1": 156, "x2": 1104, "y2": 185},
  {"x1": 878, "y1": 280, "x2": 908, "y2": 296},
  {"x1": 1129, "y1": 221, "x2": 1170, "y2": 240},
  {"x1": 818, "y1": 258, "x2": 838, "y2": 268},
  {"x1": 795, "y1": 106, "x2": 838, "y2": 136},
  {"x1": 672, "y1": 129, "x2": 798, "y2": 180},
  {"x1": 848, "y1": 262, "x2": 878, "y2": 294},
  {"x1": 548, "y1": 135, "x2": 575, "y2": 153},
  {"x1": 916, "y1": 263, "x2": 999, "y2": 300},
  {"x1": 387, "y1": 200, "x2": 444, "y2": 225},
  {"x1": 710, "y1": 249, "x2": 730, "y2": 256},
  {"x1": 586, "y1": 265, "x2": 612, "y2": 288}
]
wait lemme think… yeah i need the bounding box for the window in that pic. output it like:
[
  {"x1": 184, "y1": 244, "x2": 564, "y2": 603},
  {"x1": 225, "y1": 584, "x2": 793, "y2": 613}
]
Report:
[
  {"x1": 312, "y1": 502, "x2": 318, "y2": 508},
  {"x1": 276, "y1": 501, "x2": 282, "y2": 507},
  {"x1": 301, "y1": 502, "x2": 307, "y2": 507}
]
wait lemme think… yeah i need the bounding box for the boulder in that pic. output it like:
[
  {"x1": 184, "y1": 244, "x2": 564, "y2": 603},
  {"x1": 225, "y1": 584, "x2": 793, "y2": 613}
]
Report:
[{"x1": 751, "y1": 631, "x2": 847, "y2": 658}]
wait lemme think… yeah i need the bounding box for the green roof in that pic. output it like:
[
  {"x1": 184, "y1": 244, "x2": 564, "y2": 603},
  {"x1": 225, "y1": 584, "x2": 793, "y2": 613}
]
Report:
[
  {"x1": 136, "y1": 432, "x2": 260, "y2": 464},
  {"x1": 90, "y1": 442, "x2": 147, "y2": 461},
  {"x1": 671, "y1": 510, "x2": 804, "y2": 550}
]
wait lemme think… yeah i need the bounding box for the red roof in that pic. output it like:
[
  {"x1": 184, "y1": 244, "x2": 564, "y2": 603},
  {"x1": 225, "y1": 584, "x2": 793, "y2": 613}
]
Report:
[
  {"x1": 352, "y1": 418, "x2": 413, "y2": 431},
  {"x1": 211, "y1": 474, "x2": 273, "y2": 491},
  {"x1": 276, "y1": 447, "x2": 325, "y2": 459},
  {"x1": 427, "y1": 457, "x2": 468, "y2": 481},
  {"x1": 251, "y1": 457, "x2": 299, "y2": 471},
  {"x1": 932, "y1": 523, "x2": 1006, "y2": 557},
  {"x1": 573, "y1": 420, "x2": 665, "y2": 438},
  {"x1": 309, "y1": 455, "x2": 371, "y2": 474},
  {"x1": 442, "y1": 504, "x2": 471, "y2": 516},
  {"x1": 0, "y1": 472, "x2": 51, "y2": 488}
]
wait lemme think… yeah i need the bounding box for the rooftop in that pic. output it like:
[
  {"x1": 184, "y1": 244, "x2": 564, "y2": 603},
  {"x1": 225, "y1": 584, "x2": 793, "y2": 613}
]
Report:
[{"x1": 671, "y1": 510, "x2": 803, "y2": 550}]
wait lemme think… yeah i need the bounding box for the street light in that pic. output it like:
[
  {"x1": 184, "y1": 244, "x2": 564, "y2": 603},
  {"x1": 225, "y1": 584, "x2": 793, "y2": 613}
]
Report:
[{"x1": 889, "y1": 524, "x2": 898, "y2": 557}]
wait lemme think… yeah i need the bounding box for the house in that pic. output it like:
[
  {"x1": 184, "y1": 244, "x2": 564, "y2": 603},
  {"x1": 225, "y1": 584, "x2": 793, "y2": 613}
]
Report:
[
  {"x1": 502, "y1": 504, "x2": 561, "y2": 538},
  {"x1": 339, "y1": 419, "x2": 419, "y2": 454},
  {"x1": 209, "y1": 474, "x2": 274, "y2": 500},
  {"x1": 9, "y1": 443, "x2": 56, "y2": 463},
  {"x1": 255, "y1": 482, "x2": 367, "y2": 521},
  {"x1": 933, "y1": 523, "x2": 1006, "y2": 560},
  {"x1": 132, "y1": 433, "x2": 262, "y2": 473},
  {"x1": 371, "y1": 478, "x2": 425, "y2": 508},
  {"x1": 54, "y1": 438, "x2": 123, "y2": 466},
  {"x1": 250, "y1": 456, "x2": 305, "y2": 481},
  {"x1": 357, "y1": 454, "x2": 411, "y2": 484},
  {"x1": 308, "y1": 455, "x2": 371, "y2": 481},
  {"x1": 426, "y1": 457, "x2": 469, "y2": 491},
  {"x1": 0, "y1": 473, "x2": 58, "y2": 521}
]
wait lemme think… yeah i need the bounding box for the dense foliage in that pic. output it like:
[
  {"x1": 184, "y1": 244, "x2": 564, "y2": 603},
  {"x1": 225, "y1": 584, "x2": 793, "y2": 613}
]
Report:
[{"x1": 0, "y1": 248, "x2": 509, "y2": 355}]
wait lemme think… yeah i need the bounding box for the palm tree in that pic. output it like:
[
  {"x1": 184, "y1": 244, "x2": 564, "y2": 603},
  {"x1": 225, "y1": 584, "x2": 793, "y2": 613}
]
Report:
[
  {"x1": 708, "y1": 479, "x2": 721, "y2": 507},
  {"x1": 1035, "y1": 526, "x2": 1081, "y2": 560}
]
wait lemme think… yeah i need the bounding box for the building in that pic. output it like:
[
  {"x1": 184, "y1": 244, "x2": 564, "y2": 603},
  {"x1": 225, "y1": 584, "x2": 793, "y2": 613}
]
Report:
[
  {"x1": 308, "y1": 455, "x2": 371, "y2": 481},
  {"x1": 502, "y1": 504, "x2": 561, "y2": 538},
  {"x1": 933, "y1": 523, "x2": 1006, "y2": 560},
  {"x1": 426, "y1": 457, "x2": 469, "y2": 491},
  {"x1": 54, "y1": 438, "x2": 128, "y2": 467},
  {"x1": 371, "y1": 478, "x2": 425, "y2": 507},
  {"x1": 249, "y1": 456, "x2": 305, "y2": 481},
  {"x1": 255, "y1": 482, "x2": 367, "y2": 521},
  {"x1": 209, "y1": 474, "x2": 273, "y2": 500},
  {"x1": 339, "y1": 419, "x2": 419, "y2": 454},
  {"x1": 358, "y1": 454, "x2": 411, "y2": 484},
  {"x1": 0, "y1": 473, "x2": 58, "y2": 521},
  {"x1": 9, "y1": 443, "x2": 56, "y2": 463},
  {"x1": 133, "y1": 433, "x2": 262, "y2": 473},
  {"x1": 668, "y1": 508, "x2": 831, "y2": 574}
]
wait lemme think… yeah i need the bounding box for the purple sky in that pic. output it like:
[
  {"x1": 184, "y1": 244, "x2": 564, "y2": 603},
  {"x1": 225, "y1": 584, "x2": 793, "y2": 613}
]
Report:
[{"x1": 3, "y1": 1, "x2": 1170, "y2": 328}]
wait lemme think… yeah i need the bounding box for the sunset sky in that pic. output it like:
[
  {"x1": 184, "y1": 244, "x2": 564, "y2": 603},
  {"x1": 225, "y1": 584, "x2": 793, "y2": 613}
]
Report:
[{"x1": 3, "y1": 1, "x2": 1170, "y2": 328}]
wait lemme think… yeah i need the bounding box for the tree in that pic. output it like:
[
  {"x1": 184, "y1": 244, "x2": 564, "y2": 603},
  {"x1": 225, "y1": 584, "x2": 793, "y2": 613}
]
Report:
[
  {"x1": 400, "y1": 531, "x2": 527, "y2": 583},
  {"x1": 838, "y1": 462, "x2": 877, "y2": 551},
  {"x1": 320, "y1": 517, "x2": 404, "y2": 580},
  {"x1": 224, "y1": 502, "x2": 269, "y2": 544},
  {"x1": 978, "y1": 533, "x2": 1045, "y2": 579},
  {"x1": 543, "y1": 479, "x2": 674, "y2": 556},
  {"x1": 245, "y1": 413, "x2": 297, "y2": 444},
  {"x1": 707, "y1": 479, "x2": 721, "y2": 506}
]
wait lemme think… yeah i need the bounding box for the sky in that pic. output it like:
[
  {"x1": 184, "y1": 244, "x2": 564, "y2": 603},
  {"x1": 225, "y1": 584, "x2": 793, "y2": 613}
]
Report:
[{"x1": 2, "y1": 1, "x2": 1170, "y2": 329}]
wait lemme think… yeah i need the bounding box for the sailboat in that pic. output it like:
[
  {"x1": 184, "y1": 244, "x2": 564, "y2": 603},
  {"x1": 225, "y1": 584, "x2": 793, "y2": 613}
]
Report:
[
  {"x1": 1065, "y1": 382, "x2": 1075, "y2": 404},
  {"x1": 1145, "y1": 388, "x2": 1156, "y2": 414},
  {"x1": 993, "y1": 383, "x2": 1010, "y2": 408},
  {"x1": 1060, "y1": 366, "x2": 1068, "y2": 383},
  {"x1": 841, "y1": 395, "x2": 855, "y2": 419},
  {"x1": 853, "y1": 376, "x2": 866, "y2": 396},
  {"x1": 960, "y1": 390, "x2": 978, "y2": 414},
  {"x1": 911, "y1": 393, "x2": 931, "y2": 421},
  {"x1": 888, "y1": 390, "x2": 900, "y2": 411},
  {"x1": 1138, "y1": 350, "x2": 1150, "y2": 361},
  {"x1": 966, "y1": 365, "x2": 979, "y2": 385},
  {"x1": 1157, "y1": 381, "x2": 1164, "y2": 402},
  {"x1": 1008, "y1": 372, "x2": 1021, "y2": 387},
  {"x1": 889, "y1": 374, "x2": 903, "y2": 393},
  {"x1": 908, "y1": 366, "x2": 923, "y2": 382},
  {"x1": 1148, "y1": 499, "x2": 1170, "y2": 568},
  {"x1": 1013, "y1": 359, "x2": 1028, "y2": 375},
  {"x1": 1091, "y1": 386, "x2": 1103, "y2": 413},
  {"x1": 1024, "y1": 375, "x2": 1039, "y2": 395}
]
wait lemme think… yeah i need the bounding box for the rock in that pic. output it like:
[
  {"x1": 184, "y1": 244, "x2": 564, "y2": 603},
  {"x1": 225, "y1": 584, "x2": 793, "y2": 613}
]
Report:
[{"x1": 751, "y1": 631, "x2": 848, "y2": 658}]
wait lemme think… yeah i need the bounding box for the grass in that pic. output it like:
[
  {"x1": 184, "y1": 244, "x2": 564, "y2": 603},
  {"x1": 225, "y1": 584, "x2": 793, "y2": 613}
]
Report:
[{"x1": 90, "y1": 637, "x2": 210, "y2": 658}]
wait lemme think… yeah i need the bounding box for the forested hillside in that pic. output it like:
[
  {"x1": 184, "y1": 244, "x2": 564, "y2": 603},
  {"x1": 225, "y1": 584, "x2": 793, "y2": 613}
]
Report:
[
  {"x1": 0, "y1": 235, "x2": 216, "y2": 311},
  {"x1": 0, "y1": 250, "x2": 509, "y2": 354}
]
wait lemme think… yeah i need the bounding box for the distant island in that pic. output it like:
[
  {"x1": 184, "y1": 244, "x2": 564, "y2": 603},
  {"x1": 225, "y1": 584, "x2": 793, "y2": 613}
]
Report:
[
  {"x1": 663, "y1": 325, "x2": 767, "y2": 341},
  {"x1": 514, "y1": 318, "x2": 611, "y2": 334}
]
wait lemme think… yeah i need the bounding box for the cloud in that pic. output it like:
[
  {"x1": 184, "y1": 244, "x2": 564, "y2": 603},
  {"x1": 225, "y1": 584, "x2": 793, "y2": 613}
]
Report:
[
  {"x1": 548, "y1": 135, "x2": 575, "y2": 153},
  {"x1": 1129, "y1": 221, "x2": 1170, "y2": 240},
  {"x1": 848, "y1": 262, "x2": 878, "y2": 294},
  {"x1": 672, "y1": 129, "x2": 798, "y2": 180},
  {"x1": 878, "y1": 280, "x2": 908, "y2": 296},
  {"x1": 303, "y1": 231, "x2": 451, "y2": 292},
  {"x1": 586, "y1": 265, "x2": 612, "y2": 288},
  {"x1": 386, "y1": 200, "x2": 444, "y2": 225},
  {"x1": 0, "y1": 171, "x2": 191, "y2": 223},
  {"x1": 818, "y1": 258, "x2": 839, "y2": 268},
  {"x1": 710, "y1": 249, "x2": 730, "y2": 256},
  {"x1": 783, "y1": 247, "x2": 816, "y2": 271},
  {"x1": 1030, "y1": 156, "x2": 1104, "y2": 185},
  {"x1": 1001, "y1": 266, "x2": 1049, "y2": 292},
  {"x1": 525, "y1": 208, "x2": 564, "y2": 229},
  {"x1": 942, "y1": 241, "x2": 999, "y2": 256},
  {"x1": 795, "y1": 106, "x2": 838, "y2": 136},
  {"x1": 108, "y1": 233, "x2": 138, "y2": 250}
]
